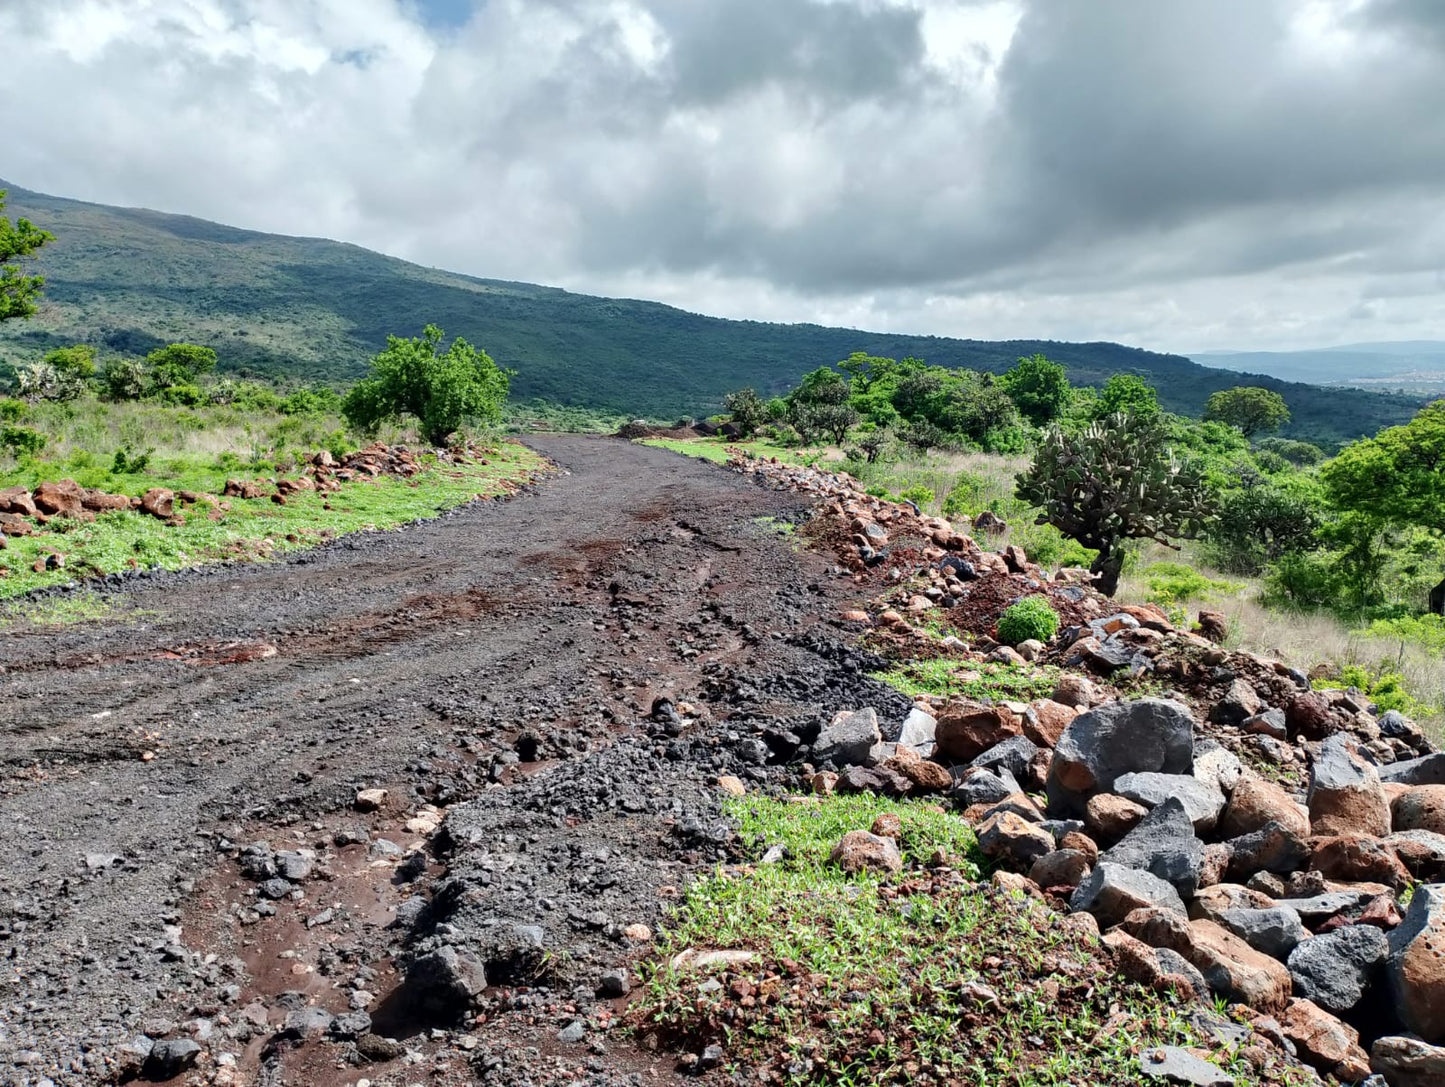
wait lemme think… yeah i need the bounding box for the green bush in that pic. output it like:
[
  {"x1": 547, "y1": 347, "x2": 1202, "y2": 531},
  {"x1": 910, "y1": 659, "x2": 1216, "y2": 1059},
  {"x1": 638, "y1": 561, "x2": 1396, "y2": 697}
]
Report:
[
  {"x1": 1144, "y1": 561, "x2": 1240, "y2": 606},
  {"x1": 1366, "y1": 613, "x2": 1445, "y2": 654},
  {"x1": 941, "y1": 472, "x2": 987, "y2": 518},
  {"x1": 1, "y1": 424, "x2": 46, "y2": 457},
  {"x1": 1334, "y1": 664, "x2": 1416, "y2": 715},
  {"x1": 111, "y1": 445, "x2": 151, "y2": 475},
  {"x1": 996, "y1": 596, "x2": 1060, "y2": 645}
]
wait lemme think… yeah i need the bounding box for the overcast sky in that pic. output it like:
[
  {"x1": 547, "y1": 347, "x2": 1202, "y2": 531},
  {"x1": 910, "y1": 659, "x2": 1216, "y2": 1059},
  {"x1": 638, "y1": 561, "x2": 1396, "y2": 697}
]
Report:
[{"x1": 2, "y1": 0, "x2": 1443, "y2": 354}]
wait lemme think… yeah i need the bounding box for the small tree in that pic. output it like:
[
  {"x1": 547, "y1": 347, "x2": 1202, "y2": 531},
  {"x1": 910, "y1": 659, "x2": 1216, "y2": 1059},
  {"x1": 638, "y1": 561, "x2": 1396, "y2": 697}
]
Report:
[
  {"x1": 343, "y1": 325, "x2": 510, "y2": 447},
  {"x1": 146, "y1": 343, "x2": 218, "y2": 393},
  {"x1": 723, "y1": 387, "x2": 767, "y2": 437},
  {"x1": 787, "y1": 367, "x2": 857, "y2": 444},
  {"x1": 999, "y1": 353, "x2": 1070, "y2": 427},
  {"x1": 1016, "y1": 414, "x2": 1214, "y2": 595},
  {"x1": 1204, "y1": 386, "x2": 1290, "y2": 437},
  {"x1": 1, "y1": 191, "x2": 54, "y2": 323},
  {"x1": 1092, "y1": 374, "x2": 1160, "y2": 420}
]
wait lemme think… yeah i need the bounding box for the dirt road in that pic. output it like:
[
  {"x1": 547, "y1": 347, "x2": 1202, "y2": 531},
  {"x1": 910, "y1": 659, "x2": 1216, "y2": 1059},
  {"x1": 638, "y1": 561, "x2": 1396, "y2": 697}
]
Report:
[{"x1": 0, "y1": 436, "x2": 898, "y2": 1086}]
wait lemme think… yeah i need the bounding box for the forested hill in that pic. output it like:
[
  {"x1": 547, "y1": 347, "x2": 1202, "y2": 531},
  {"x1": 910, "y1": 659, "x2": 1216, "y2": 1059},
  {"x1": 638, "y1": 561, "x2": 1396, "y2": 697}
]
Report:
[{"x1": 0, "y1": 181, "x2": 1422, "y2": 447}]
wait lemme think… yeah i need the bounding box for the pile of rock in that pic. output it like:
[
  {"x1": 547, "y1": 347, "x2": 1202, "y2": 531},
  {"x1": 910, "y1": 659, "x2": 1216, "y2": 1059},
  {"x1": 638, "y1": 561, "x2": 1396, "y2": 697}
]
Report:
[{"x1": 813, "y1": 684, "x2": 1445, "y2": 1083}]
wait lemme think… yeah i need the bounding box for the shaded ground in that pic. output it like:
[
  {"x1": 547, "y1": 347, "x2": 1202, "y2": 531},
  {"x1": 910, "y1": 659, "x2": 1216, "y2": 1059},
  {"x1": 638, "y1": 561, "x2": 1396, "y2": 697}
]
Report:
[{"x1": 0, "y1": 436, "x2": 898, "y2": 1086}]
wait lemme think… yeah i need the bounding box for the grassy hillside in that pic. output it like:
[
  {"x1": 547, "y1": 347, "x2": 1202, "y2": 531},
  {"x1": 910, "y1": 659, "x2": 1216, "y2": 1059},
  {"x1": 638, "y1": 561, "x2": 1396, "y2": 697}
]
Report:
[{"x1": 1, "y1": 181, "x2": 1423, "y2": 448}]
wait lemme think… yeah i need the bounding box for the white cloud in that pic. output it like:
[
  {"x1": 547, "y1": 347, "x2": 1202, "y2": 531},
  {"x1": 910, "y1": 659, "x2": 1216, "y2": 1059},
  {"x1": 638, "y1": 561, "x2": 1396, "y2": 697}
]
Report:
[{"x1": 1, "y1": 0, "x2": 1442, "y2": 354}]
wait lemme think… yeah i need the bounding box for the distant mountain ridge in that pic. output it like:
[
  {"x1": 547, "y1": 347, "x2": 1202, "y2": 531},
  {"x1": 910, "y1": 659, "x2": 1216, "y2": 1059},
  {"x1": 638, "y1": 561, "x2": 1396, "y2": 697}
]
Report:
[
  {"x1": 0, "y1": 181, "x2": 1424, "y2": 448},
  {"x1": 1193, "y1": 341, "x2": 1445, "y2": 390}
]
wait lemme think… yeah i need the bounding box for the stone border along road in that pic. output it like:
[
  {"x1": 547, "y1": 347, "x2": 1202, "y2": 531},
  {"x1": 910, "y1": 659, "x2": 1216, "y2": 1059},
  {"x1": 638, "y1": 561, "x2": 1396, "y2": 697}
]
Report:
[{"x1": 0, "y1": 435, "x2": 909, "y2": 1086}]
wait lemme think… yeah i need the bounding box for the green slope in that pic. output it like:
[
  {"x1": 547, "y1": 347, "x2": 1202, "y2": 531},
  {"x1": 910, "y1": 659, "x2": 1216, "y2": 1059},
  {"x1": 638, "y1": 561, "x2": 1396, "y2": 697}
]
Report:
[{"x1": 0, "y1": 181, "x2": 1422, "y2": 447}]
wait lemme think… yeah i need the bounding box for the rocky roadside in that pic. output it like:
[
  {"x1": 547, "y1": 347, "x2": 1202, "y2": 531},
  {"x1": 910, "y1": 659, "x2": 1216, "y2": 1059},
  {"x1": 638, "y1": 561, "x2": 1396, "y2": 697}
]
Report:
[
  {"x1": 8, "y1": 439, "x2": 1445, "y2": 1086},
  {"x1": 723, "y1": 451, "x2": 1445, "y2": 1086}
]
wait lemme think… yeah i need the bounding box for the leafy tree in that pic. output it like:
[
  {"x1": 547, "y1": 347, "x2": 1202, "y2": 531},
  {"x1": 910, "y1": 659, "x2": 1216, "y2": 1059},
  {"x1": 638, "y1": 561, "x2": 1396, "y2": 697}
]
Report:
[
  {"x1": 0, "y1": 191, "x2": 54, "y2": 322},
  {"x1": 1319, "y1": 400, "x2": 1445, "y2": 608},
  {"x1": 146, "y1": 343, "x2": 218, "y2": 393},
  {"x1": 1204, "y1": 386, "x2": 1290, "y2": 437},
  {"x1": 850, "y1": 426, "x2": 892, "y2": 464},
  {"x1": 1092, "y1": 374, "x2": 1160, "y2": 420},
  {"x1": 999, "y1": 353, "x2": 1070, "y2": 427},
  {"x1": 1015, "y1": 414, "x2": 1214, "y2": 595},
  {"x1": 1321, "y1": 401, "x2": 1445, "y2": 538},
  {"x1": 45, "y1": 344, "x2": 97, "y2": 380},
  {"x1": 900, "y1": 419, "x2": 949, "y2": 455},
  {"x1": 343, "y1": 325, "x2": 510, "y2": 446},
  {"x1": 723, "y1": 387, "x2": 767, "y2": 437},
  {"x1": 1255, "y1": 436, "x2": 1325, "y2": 466},
  {"x1": 1205, "y1": 477, "x2": 1325, "y2": 575},
  {"x1": 787, "y1": 366, "x2": 857, "y2": 444}
]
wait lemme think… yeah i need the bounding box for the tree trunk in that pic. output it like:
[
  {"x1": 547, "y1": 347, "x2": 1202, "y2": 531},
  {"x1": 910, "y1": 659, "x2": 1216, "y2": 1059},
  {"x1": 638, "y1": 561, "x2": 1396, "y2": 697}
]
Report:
[
  {"x1": 1430, "y1": 576, "x2": 1445, "y2": 615},
  {"x1": 1091, "y1": 546, "x2": 1125, "y2": 597}
]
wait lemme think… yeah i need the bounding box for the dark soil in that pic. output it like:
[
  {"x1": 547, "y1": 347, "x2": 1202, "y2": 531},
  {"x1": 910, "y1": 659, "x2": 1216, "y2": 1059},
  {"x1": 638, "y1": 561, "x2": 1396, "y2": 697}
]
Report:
[{"x1": 0, "y1": 436, "x2": 898, "y2": 1086}]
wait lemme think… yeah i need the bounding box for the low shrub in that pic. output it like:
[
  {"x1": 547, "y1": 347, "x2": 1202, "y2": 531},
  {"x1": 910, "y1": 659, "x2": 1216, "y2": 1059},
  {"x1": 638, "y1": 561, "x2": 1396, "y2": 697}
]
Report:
[
  {"x1": 1144, "y1": 561, "x2": 1241, "y2": 606},
  {"x1": 997, "y1": 595, "x2": 1059, "y2": 645}
]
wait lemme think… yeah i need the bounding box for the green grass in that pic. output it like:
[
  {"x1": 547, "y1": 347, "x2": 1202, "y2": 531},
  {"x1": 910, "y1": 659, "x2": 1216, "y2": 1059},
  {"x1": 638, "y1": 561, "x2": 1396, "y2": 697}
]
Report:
[
  {"x1": 0, "y1": 442, "x2": 544, "y2": 599},
  {"x1": 0, "y1": 590, "x2": 151, "y2": 630},
  {"x1": 870, "y1": 659, "x2": 1060, "y2": 702},
  {"x1": 633, "y1": 796, "x2": 1300, "y2": 1086},
  {"x1": 637, "y1": 434, "x2": 814, "y2": 464}
]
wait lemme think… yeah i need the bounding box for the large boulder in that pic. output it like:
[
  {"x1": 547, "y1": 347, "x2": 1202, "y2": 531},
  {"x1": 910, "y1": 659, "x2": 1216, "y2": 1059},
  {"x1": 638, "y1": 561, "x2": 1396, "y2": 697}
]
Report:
[
  {"x1": 812, "y1": 709, "x2": 882, "y2": 767},
  {"x1": 1220, "y1": 774, "x2": 1309, "y2": 839},
  {"x1": 32, "y1": 479, "x2": 84, "y2": 517},
  {"x1": 935, "y1": 702, "x2": 1022, "y2": 763},
  {"x1": 1216, "y1": 905, "x2": 1307, "y2": 960},
  {"x1": 1100, "y1": 797, "x2": 1204, "y2": 897},
  {"x1": 1112, "y1": 772, "x2": 1226, "y2": 835},
  {"x1": 1224, "y1": 820, "x2": 1310, "y2": 879},
  {"x1": 1046, "y1": 699, "x2": 1196, "y2": 818},
  {"x1": 1387, "y1": 830, "x2": 1445, "y2": 881},
  {"x1": 405, "y1": 945, "x2": 490, "y2": 1021},
  {"x1": 0, "y1": 484, "x2": 38, "y2": 516},
  {"x1": 977, "y1": 811, "x2": 1055, "y2": 868},
  {"x1": 1380, "y1": 753, "x2": 1445, "y2": 787},
  {"x1": 829, "y1": 830, "x2": 904, "y2": 875},
  {"x1": 1394, "y1": 785, "x2": 1445, "y2": 836},
  {"x1": 1210, "y1": 679, "x2": 1263, "y2": 726},
  {"x1": 896, "y1": 706, "x2": 937, "y2": 756},
  {"x1": 1386, "y1": 882, "x2": 1445, "y2": 1043},
  {"x1": 1288, "y1": 925, "x2": 1389, "y2": 1014},
  {"x1": 1070, "y1": 862, "x2": 1185, "y2": 929},
  {"x1": 1279, "y1": 998, "x2": 1370, "y2": 1082},
  {"x1": 1123, "y1": 908, "x2": 1292, "y2": 1011},
  {"x1": 1308, "y1": 734, "x2": 1391, "y2": 838},
  {"x1": 1310, "y1": 834, "x2": 1411, "y2": 889},
  {"x1": 1370, "y1": 1034, "x2": 1445, "y2": 1087}
]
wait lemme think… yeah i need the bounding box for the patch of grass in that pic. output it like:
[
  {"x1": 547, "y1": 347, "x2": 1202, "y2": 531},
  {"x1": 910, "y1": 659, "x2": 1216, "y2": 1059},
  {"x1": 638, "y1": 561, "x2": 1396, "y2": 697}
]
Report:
[
  {"x1": 637, "y1": 435, "x2": 812, "y2": 464},
  {"x1": 633, "y1": 796, "x2": 1300, "y2": 1086},
  {"x1": 0, "y1": 442, "x2": 545, "y2": 599},
  {"x1": 871, "y1": 659, "x2": 1060, "y2": 702},
  {"x1": 0, "y1": 591, "x2": 151, "y2": 630}
]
